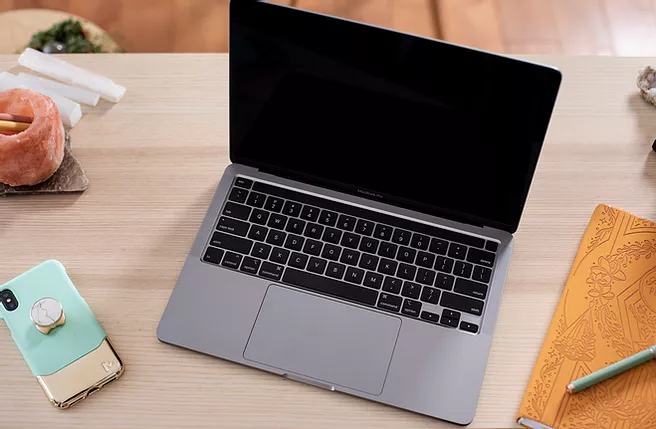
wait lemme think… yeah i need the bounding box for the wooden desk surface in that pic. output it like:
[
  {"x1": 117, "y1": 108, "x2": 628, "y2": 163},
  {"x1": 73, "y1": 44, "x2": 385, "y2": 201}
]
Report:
[{"x1": 1, "y1": 54, "x2": 656, "y2": 429}]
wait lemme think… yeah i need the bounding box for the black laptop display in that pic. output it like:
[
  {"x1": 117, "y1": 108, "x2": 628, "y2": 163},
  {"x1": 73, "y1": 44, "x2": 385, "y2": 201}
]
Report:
[{"x1": 230, "y1": 1, "x2": 562, "y2": 233}]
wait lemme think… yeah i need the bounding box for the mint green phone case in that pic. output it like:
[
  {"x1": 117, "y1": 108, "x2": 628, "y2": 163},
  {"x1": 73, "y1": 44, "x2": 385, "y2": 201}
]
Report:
[{"x1": 0, "y1": 260, "x2": 106, "y2": 377}]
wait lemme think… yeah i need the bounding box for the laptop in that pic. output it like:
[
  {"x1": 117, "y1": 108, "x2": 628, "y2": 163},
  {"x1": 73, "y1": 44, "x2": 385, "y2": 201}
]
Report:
[{"x1": 157, "y1": 1, "x2": 561, "y2": 424}]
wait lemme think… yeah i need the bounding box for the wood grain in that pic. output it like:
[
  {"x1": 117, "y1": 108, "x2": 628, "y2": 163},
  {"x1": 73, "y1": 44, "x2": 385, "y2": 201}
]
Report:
[
  {"x1": 496, "y1": 0, "x2": 562, "y2": 53},
  {"x1": 0, "y1": 0, "x2": 231, "y2": 53},
  {"x1": 290, "y1": 0, "x2": 437, "y2": 38},
  {"x1": 2, "y1": 54, "x2": 656, "y2": 428},
  {"x1": 3, "y1": 0, "x2": 656, "y2": 56},
  {"x1": 436, "y1": 0, "x2": 504, "y2": 53},
  {"x1": 603, "y1": 0, "x2": 656, "y2": 55},
  {"x1": 550, "y1": 0, "x2": 613, "y2": 54}
]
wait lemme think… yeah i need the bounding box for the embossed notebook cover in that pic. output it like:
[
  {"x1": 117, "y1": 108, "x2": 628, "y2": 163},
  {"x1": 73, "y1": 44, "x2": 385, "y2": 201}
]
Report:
[{"x1": 517, "y1": 204, "x2": 656, "y2": 429}]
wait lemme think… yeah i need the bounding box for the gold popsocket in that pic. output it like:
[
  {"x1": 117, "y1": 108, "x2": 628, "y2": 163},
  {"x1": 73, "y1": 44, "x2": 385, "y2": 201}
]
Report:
[{"x1": 30, "y1": 298, "x2": 66, "y2": 334}]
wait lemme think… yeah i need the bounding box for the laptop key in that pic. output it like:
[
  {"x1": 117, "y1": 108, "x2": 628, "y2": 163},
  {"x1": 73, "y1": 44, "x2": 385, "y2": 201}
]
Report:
[
  {"x1": 223, "y1": 202, "x2": 251, "y2": 221},
  {"x1": 454, "y1": 261, "x2": 473, "y2": 279},
  {"x1": 420, "y1": 286, "x2": 440, "y2": 304},
  {"x1": 303, "y1": 223, "x2": 324, "y2": 239},
  {"x1": 416, "y1": 251, "x2": 435, "y2": 268},
  {"x1": 359, "y1": 237, "x2": 380, "y2": 254},
  {"x1": 248, "y1": 225, "x2": 268, "y2": 241},
  {"x1": 472, "y1": 265, "x2": 492, "y2": 283},
  {"x1": 355, "y1": 219, "x2": 374, "y2": 236},
  {"x1": 466, "y1": 248, "x2": 496, "y2": 268},
  {"x1": 283, "y1": 268, "x2": 378, "y2": 306},
  {"x1": 460, "y1": 321, "x2": 479, "y2": 333},
  {"x1": 235, "y1": 177, "x2": 253, "y2": 189},
  {"x1": 264, "y1": 196, "x2": 284, "y2": 213},
  {"x1": 284, "y1": 234, "x2": 305, "y2": 251},
  {"x1": 283, "y1": 201, "x2": 302, "y2": 217},
  {"x1": 307, "y1": 257, "x2": 327, "y2": 275},
  {"x1": 327, "y1": 262, "x2": 346, "y2": 280},
  {"x1": 341, "y1": 232, "x2": 360, "y2": 249},
  {"x1": 401, "y1": 282, "x2": 421, "y2": 299},
  {"x1": 319, "y1": 210, "x2": 338, "y2": 227},
  {"x1": 289, "y1": 252, "x2": 308, "y2": 269},
  {"x1": 363, "y1": 272, "x2": 383, "y2": 289},
  {"x1": 337, "y1": 215, "x2": 356, "y2": 231},
  {"x1": 378, "y1": 242, "x2": 398, "y2": 258},
  {"x1": 246, "y1": 191, "x2": 266, "y2": 208},
  {"x1": 410, "y1": 233, "x2": 429, "y2": 250},
  {"x1": 440, "y1": 292, "x2": 484, "y2": 316},
  {"x1": 377, "y1": 293, "x2": 402, "y2": 312},
  {"x1": 323, "y1": 227, "x2": 342, "y2": 244},
  {"x1": 442, "y1": 309, "x2": 461, "y2": 321},
  {"x1": 416, "y1": 268, "x2": 436, "y2": 286},
  {"x1": 377, "y1": 259, "x2": 397, "y2": 275},
  {"x1": 250, "y1": 209, "x2": 269, "y2": 225},
  {"x1": 382, "y1": 277, "x2": 403, "y2": 294},
  {"x1": 222, "y1": 251, "x2": 242, "y2": 269},
  {"x1": 392, "y1": 229, "x2": 411, "y2": 245},
  {"x1": 485, "y1": 241, "x2": 499, "y2": 252},
  {"x1": 259, "y1": 262, "x2": 285, "y2": 281},
  {"x1": 211, "y1": 232, "x2": 253, "y2": 254},
  {"x1": 420, "y1": 311, "x2": 440, "y2": 323},
  {"x1": 401, "y1": 299, "x2": 422, "y2": 317},
  {"x1": 266, "y1": 230, "x2": 287, "y2": 247},
  {"x1": 240, "y1": 256, "x2": 261, "y2": 274},
  {"x1": 358, "y1": 253, "x2": 379, "y2": 271},
  {"x1": 435, "y1": 256, "x2": 454, "y2": 273},
  {"x1": 340, "y1": 248, "x2": 360, "y2": 266},
  {"x1": 429, "y1": 238, "x2": 448, "y2": 255},
  {"x1": 300, "y1": 206, "x2": 320, "y2": 222},
  {"x1": 397, "y1": 246, "x2": 416, "y2": 263},
  {"x1": 267, "y1": 213, "x2": 288, "y2": 230},
  {"x1": 448, "y1": 243, "x2": 468, "y2": 260},
  {"x1": 397, "y1": 263, "x2": 416, "y2": 280},
  {"x1": 270, "y1": 247, "x2": 290, "y2": 264},
  {"x1": 345, "y1": 267, "x2": 365, "y2": 284},
  {"x1": 435, "y1": 273, "x2": 455, "y2": 290},
  {"x1": 454, "y1": 278, "x2": 489, "y2": 300},
  {"x1": 217, "y1": 216, "x2": 250, "y2": 237},
  {"x1": 251, "y1": 242, "x2": 272, "y2": 259},
  {"x1": 440, "y1": 316, "x2": 459, "y2": 328},
  {"x1": 285, "y1": 218, "x2": 306, "y2": 235},
  {"x1": 321, "y1": 244, "x2": 341, "y2": 261},
  {"x1": 302, "y1": 239, "x2": 323, "y2": 256},
  {"x1": 203, "y1": 247, "x2": 224, "y2": 265},
  {"x1": 222, "y1": 252, "x2": 243, "y2": 269},
  {"x1": 228, "y1": 187, "x2": 248, "y2": 203},
  {"x1": 374, "y1": 224, "x2": 393, "y2": 240}
]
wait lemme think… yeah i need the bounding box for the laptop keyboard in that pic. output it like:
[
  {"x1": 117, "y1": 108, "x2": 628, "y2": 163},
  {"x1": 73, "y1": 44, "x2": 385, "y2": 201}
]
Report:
[{"x1": 202, "y1": 176, "x2": 500, "y2": 335}]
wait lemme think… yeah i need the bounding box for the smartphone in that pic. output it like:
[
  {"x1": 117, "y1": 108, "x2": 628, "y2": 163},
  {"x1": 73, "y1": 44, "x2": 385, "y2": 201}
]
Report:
[{"x1": 0, "y1": 260, "x2": 124, "y2": 408}]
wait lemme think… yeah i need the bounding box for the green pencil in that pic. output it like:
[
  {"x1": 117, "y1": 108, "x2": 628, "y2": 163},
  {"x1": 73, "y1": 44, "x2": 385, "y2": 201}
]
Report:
[{"x1": 567, "y1": 345, "x2": 656, "y2": 393}]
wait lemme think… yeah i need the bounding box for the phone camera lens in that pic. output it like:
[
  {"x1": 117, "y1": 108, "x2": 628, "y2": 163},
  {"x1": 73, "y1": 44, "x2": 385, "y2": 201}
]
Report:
[{"x1": 0, "y1": 289, "x2": 18, "y2": 312}]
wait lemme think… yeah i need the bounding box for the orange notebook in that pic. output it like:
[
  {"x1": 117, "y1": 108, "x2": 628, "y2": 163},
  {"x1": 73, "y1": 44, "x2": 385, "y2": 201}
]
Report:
[{"x1": 517, "y1": 205, "x2": 656, "y2": 429}]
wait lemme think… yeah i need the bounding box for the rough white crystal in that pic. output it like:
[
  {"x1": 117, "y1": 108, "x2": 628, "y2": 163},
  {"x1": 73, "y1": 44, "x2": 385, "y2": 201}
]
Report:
[
  {"x1": 18, "y1": 73, "x2": 100, "y2": 106},
  {"x1": 19, "y1": 48, "x2": 125, "y2": 103}
]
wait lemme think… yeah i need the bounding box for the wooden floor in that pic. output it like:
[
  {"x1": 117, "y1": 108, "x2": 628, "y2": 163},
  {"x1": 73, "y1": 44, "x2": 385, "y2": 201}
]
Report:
[{"x1": 1, "y1": 0, "x2": 656, "y2": 55}]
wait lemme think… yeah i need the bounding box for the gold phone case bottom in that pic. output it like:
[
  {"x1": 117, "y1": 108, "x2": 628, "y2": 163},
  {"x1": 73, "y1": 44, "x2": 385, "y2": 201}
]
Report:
[{"x1": 36, "y1": 338, "x2": 124, "y2": 409}]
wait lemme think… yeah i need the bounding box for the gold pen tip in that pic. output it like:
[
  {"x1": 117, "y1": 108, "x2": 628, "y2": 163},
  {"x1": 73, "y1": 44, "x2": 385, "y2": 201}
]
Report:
[{"x1": 566, "y1": 383, "x2": 575, "y2": 394}]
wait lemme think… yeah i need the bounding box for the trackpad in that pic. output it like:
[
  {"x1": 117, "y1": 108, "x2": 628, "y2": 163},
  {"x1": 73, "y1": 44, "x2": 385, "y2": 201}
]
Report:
[{"x1": 244, "y1": 286, "x2": 401, "y2": 395}]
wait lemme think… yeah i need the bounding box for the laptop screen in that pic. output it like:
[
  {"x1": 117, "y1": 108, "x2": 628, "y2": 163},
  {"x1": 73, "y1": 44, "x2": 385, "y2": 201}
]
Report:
[{"x1": 230, "y1": 1, "x2": 561, "y2": 233}]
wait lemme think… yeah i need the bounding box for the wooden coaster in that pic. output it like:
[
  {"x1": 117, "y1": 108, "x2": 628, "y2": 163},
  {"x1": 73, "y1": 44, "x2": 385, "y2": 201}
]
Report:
[{"x1": 0, "y1": 133, "x2": 89, "y2": 196}]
